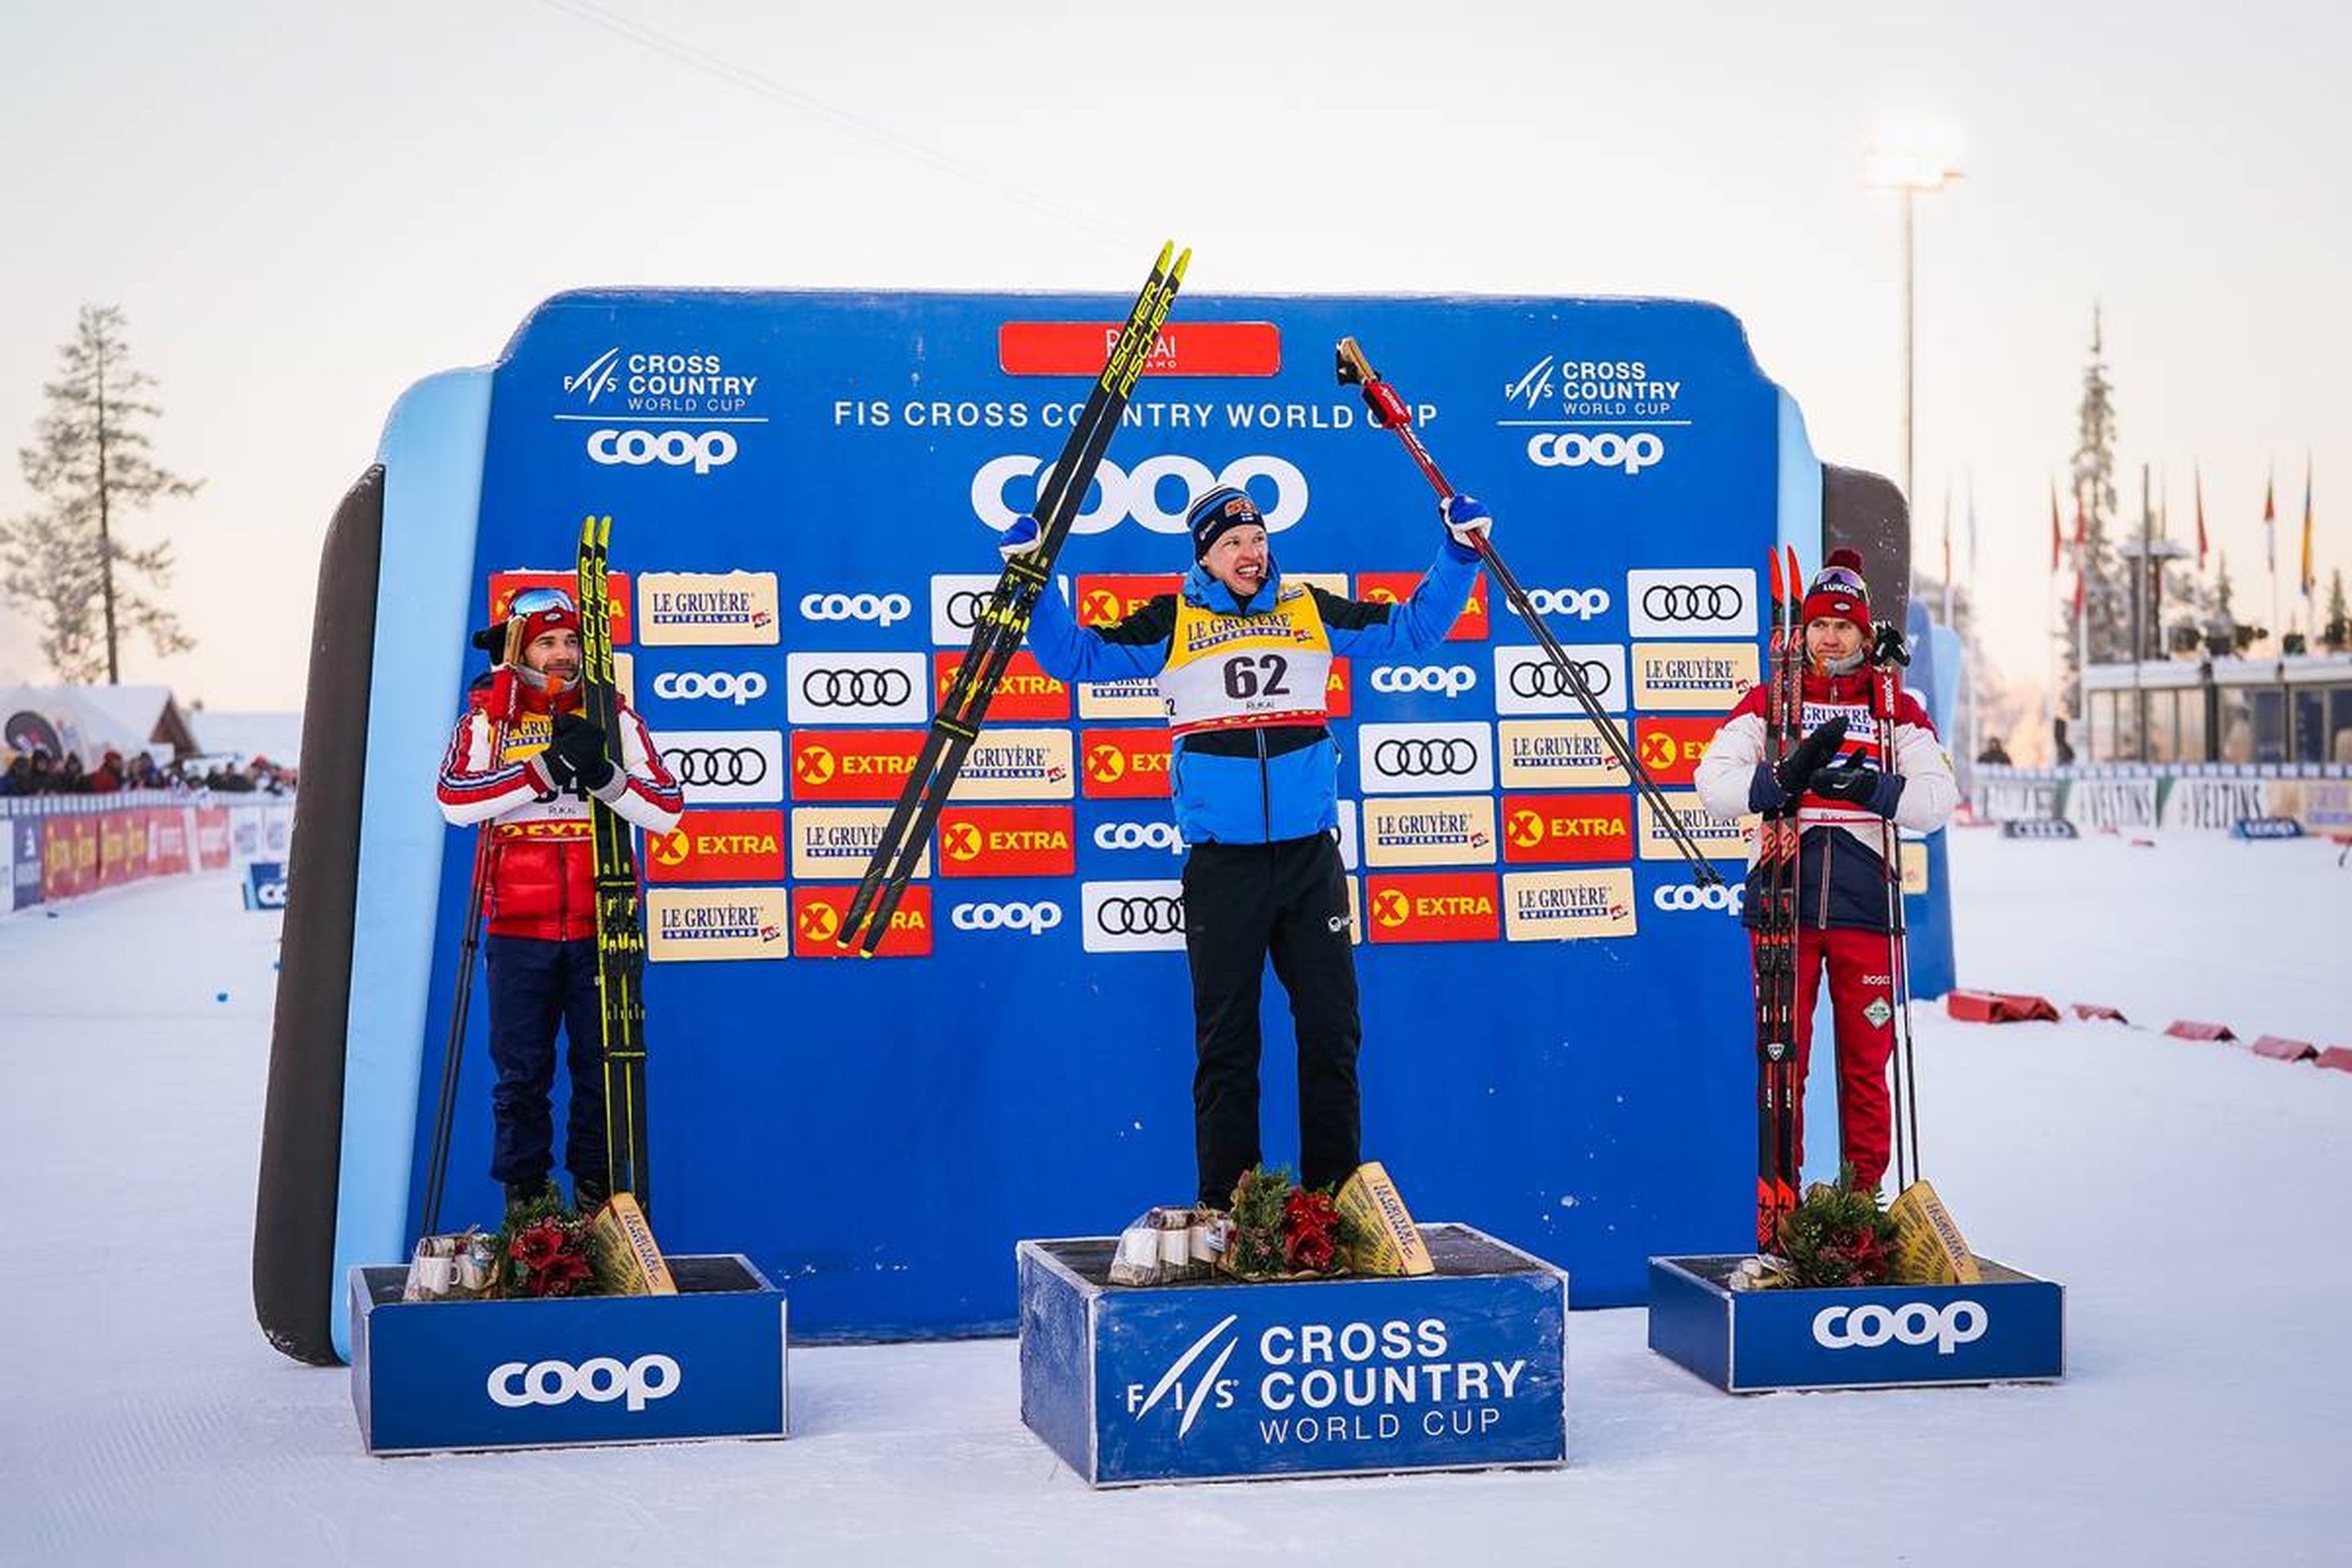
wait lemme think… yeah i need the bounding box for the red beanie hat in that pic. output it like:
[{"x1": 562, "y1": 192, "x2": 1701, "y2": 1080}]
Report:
[{"x1": 1802, "y1": 548, "x2": 1871, "y2": 626}]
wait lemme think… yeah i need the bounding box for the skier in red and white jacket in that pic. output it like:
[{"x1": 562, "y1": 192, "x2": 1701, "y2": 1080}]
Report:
[
  {"x1": 1694, "y1": 549, "x2": 1956, "y2": 1194},
  {"x1": 436, "y1": 586, "x2": 683, "y2": 1210}
]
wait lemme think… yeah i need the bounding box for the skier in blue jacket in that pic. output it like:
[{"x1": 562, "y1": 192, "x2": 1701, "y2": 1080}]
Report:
[{"x1": 1004, "y1": 483, "x2": 1490, "y2": 1205}]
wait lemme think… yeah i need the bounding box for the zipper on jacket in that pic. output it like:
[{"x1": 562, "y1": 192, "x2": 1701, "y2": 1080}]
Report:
[
  {"x1": 1816, "y1": 824, "x2": 1833, "y2": 926},
  {"x1": 1256, "y1": 728, "x2": 1272, "y2": 841}
]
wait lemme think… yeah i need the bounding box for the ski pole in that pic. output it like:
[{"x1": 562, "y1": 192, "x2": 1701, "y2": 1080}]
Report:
[
  {"x1": 1869, "y1": 623, "x2": 1922, "y2": 1189},
  {"x1": 1334, "y1": 336, "x2": 1724, "y2": 885},
  {"x1": 419, "y1": 826, "x2": 492, "y2": 1239}
]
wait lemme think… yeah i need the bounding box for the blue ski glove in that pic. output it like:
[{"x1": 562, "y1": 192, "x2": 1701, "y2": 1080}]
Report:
[
  {"x1": 999, "y1": 514, "x2": 1044, "y2": 560},
  {"x1": 1439, "y1": 493, "x2": 1492, "y2": 553}
]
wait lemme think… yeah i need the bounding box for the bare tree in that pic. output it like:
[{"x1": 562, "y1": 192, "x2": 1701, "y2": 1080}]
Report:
[{"x1": 2, "y1": 305, "x2": 200, "y2": 683}]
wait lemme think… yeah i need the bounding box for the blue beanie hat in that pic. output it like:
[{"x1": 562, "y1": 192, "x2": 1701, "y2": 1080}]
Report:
[{"x1": 1187, "y1": 485, "x2": 1266, "y2": 559}]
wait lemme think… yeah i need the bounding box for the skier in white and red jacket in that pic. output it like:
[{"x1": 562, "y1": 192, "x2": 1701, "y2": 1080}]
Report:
[
  {"x1": 435, "y1": 586, "x2": 683, "y2": 1210},
  {"x1": 1694, "y1": 549, "x2": 1955, "y2": 1194}
]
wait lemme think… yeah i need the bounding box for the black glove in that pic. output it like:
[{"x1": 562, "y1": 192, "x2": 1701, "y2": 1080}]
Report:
[
  {"x1": 1873, "y1": 620, "x2": 1910, "y2": 667},
  {"x1": 1809, "y1": 753, "x2": 1882, "y2": 804},
  {"x1": 549, "y1": 710, "x2": 616, "y2": 793},
  {"x1": 1774, "y1": 715, "x2": 1849, "y2": 795}
]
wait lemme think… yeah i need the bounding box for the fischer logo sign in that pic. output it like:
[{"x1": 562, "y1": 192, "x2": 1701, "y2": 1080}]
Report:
[
  {"x1": 587, "y1": 428, "x2": 736, "y2": 475},
  {"x1": 938, "y1": 806, "x2": 1077, "y2": 877},
  {"x1": 1811, "y1": 1301, "x2": 1987, "y2": 1356},
  {"x1": 1356, "y1": 571, "x2": 1490, "y2": 641},
  {"x1": 638, "y1": 571, "x2": 779, "y2": 646},
  {"x1": 973, "y1": 454, "x2": 1306, "y2": 535},
  {"x1": 487, "y1": 1353, "x2": 680, "y2": 1413},
  {"x1": 1502, "y1": 868, "x2": 1637, "y2": 942},
  {"x1": 645, "y1": 887, "x2": 790, "y2": 962},
  {"x1": 645, "y1": 809, "x2": 786, "y2": 883},
  {"x1": 1627, "y1": 568, "x2": 1756, "y2": 639}
]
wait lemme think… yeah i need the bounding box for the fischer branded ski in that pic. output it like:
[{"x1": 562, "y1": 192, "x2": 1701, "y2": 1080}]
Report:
[
  {"x1": 1754, "y1": 544, "x2": 1804, "y2": 1250},
  {"x1": 1332, "y1": 336, "x2": 1722, "y2": 884},
  {"x1": 835, "y1": 242, "x2": 1191, "y2": 956},
  {"x1": 577, "y1": 514, "x2": 653, "y2": 1213},
  {"x1": 1869, "y1": 618, "x2": 1922, "y2": 1192}
]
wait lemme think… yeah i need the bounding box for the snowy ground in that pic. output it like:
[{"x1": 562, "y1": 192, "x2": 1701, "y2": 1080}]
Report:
[{"x1": 2, "y1": 832, "x2": 2347, "y2": 1566}]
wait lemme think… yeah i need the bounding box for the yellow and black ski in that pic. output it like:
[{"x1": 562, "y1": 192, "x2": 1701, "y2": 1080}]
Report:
[{"x1": 835, "y1": 242, "x2": 1190, "y2": 956}]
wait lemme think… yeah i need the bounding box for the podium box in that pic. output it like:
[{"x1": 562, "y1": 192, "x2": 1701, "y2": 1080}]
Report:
[
  {"x1": 1646, "y1": 1254, "x2": 2064, "y2": 1394},
  {"x1": 1018, "y1": 1223, "x2": 1567, "y2": 1486},
  {"x1": 351, "y1": 1254, "x2": 787, "y2": 1454}
]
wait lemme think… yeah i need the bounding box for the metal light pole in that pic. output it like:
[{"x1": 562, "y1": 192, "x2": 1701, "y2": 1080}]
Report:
[{"x1": 1867, "y1": 142, "x2": 1964, "y2": 555}]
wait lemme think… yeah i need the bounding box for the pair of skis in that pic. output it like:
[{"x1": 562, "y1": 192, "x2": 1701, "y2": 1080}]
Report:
[
  {"x1": 1869, "y1": 625, "x2": 1922, "y2": 1195},
  {"x1": 833, "y1": 242, "x2": 1190, "y2": 956}
]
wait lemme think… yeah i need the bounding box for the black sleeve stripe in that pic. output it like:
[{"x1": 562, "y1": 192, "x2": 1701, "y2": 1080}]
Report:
[
  {"x1": 1096, "y1": 594, "x2": 1178, "y2": 646},
  {"x1": 1308, "y1": 584, "x2": 1394, "y2": 632}
]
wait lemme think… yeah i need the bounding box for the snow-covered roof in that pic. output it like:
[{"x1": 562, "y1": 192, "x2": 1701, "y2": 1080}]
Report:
[
  {"x1": 189, "y1": 710, "x2": 302, "y2": 765},
  {"x1": 0, "y1": 684, "x2": 198, "y2": 762}
]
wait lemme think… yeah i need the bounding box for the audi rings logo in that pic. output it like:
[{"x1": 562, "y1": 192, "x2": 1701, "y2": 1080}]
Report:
[
  {"x1": 1374, "y1": 739, "x2": 1481, "y2": 776},
  {"x1": 1627, "y1": 569, "x2": 1756, "y2": 638},
  {"x1": 950, "y1": 900, "x2": 1065, "y2": 934},
  {"x1": 487, "y1": 1354, "x2": 681, "y2": 1413},
  {"x1": 651, "y1": 670, "x2": 768, "y2": 706},
  {"x1": 1653, "y1": 882, "x2": 1744, "y2": 915},
  {"x1": 800, "y1": 591, "x2": 912, "y2": 627},
  {"x1": 1370, "y1": 665, "x2": 1476, "y2": 698},
  {"x1": 1094, "y1": 821, "x2": 1183, "y2": 853},
  {"x1": 1096, "y1": 896, "x2": 1185, "y2": 936},
  {"x1": 1643, "y1": 584, "x2": 1743, "y2": 621},
  {"x1": 1811, "y1": 1301, "x2": 1987, "y2": 1356},
  {"x1": 587, "y1": 428, "x2": 737, "y2": 475},
  {"x1": 1523, "y1": 430, "x2": 1664, "y2": 474},
  {"x1": 1525, "y1": 587, "x2": 1610, "y2": 620},
  {"x1": 800, "y1": 668, "x2": 912, "y2": 708},
  {"x1": 946, "y1": 588, "x2": 989, "y2": 630},
  {"x1": 665, "y1": 746, "x2": 767, "y2": 786},
  {"x1": 973, "y1": 453, "x2": 1307, "y2": 536},
  {"x1": 1508, "y1": 661, "x2": 1612, "y2": 699}
]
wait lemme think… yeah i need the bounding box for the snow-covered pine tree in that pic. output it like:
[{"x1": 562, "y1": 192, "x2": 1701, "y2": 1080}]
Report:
[
  {"x1": 2324, "y1": 568, "x2": 2350, "y2": 654},
  {"x1": 2055, "y1": 307, "x2": 2130, "y2": 715},
  {"x1": 0, "y1": 305, "x2": 201, "y2": 683}
]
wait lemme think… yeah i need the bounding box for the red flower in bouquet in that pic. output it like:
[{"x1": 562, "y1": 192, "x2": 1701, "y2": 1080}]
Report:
[
  {"x1": 1283, "y1": 1188, "x2": 1343, "y2": 1275},
  {"x1": 529, "y1": 1250, "x2": 594, "y2": 1298},
  {"x1": 511, "y1": 1222, "x2": 564, "y2": 1271}
]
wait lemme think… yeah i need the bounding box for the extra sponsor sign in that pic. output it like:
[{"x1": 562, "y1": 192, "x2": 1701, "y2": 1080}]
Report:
[
  {"x1": 937, "y1": 805, "x2": 1077, "y2": 878},
  {"x1": 1364, "y1": 871, "x2": 1501, "y2": 944},
  {"x1": 489, "y1": 568, "x2": 632, "y2": 644},
  {"x1": 1080, "y1": 728, "x2": 1172, "y2": 800},
  {"x1": 1499, "y1": 793, "x2": 1634, "y2": 864},
  {"x1": 1356, "y1": 570, "x2": 1490, "y2": 641},
  {"x1": 644, "y1": 809, "x2": 786, "y2": 884},
  {"x1": 790, "y1": 729, "x2": 923, "y2": 804},
  {"x1": 934, "y1": 650, "x2": 1070, "y2": 721},
  {"x1": 791, "y1": 884, "x2": 933, "y2": 958}
]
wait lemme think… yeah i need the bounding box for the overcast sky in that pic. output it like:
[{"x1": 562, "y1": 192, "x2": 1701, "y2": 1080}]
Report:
[{"x1": 2, "y1": 0, "x2": 2345, "y2": 711}]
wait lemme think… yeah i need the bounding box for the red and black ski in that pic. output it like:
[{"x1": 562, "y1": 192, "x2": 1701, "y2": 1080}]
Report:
[{"x1": 1754, "y1": 544, "x2": 1804, "y2": 1250}]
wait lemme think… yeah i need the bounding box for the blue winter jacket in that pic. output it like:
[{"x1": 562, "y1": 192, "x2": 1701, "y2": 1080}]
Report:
[{"x1": 1022, "y1": 542, "x2": 1481, "y2": 845}]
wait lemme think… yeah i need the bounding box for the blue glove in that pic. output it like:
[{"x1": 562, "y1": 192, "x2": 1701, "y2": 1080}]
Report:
[
  {"x1": 999, "y1": 514, "x2": 1043, "y2": 560},
  {"x1": 1439, "y1": 493, "x2": 1492, "y2": 550}
]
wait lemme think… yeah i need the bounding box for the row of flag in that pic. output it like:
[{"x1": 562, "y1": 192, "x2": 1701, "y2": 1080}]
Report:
[{"x1": 2039, "y1": 460, "x2": 2320, "y2": 612}]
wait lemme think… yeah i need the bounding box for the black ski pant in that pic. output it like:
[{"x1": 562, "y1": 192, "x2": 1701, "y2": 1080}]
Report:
[
  {"x1": 483, "y1": 934, "x2": 608, "y2": 1192},
  {"x1": 1182, "y1": 833, "x2": 1361, "y2": 1206}
]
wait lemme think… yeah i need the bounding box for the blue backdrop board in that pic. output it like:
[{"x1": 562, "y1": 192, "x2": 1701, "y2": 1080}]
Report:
[{"x1": 272, "y1": 284, "x2": 1948, "y2": 1348}]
